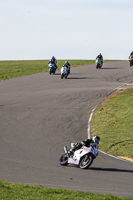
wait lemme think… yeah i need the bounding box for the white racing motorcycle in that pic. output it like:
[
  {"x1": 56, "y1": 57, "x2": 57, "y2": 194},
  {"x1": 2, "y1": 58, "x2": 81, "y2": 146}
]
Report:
[
  {"x1": 59, "y1": 143, "x2": 98, "y2": 169},
  {"x1": 60, "y1": 66, "x2": 69, "y2": 79}
]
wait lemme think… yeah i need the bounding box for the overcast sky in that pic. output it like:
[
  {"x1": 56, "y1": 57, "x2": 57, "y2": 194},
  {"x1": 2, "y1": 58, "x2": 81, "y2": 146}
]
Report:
[{"x1": 0, "y1": 0, "x2": 133, "y2": 60}]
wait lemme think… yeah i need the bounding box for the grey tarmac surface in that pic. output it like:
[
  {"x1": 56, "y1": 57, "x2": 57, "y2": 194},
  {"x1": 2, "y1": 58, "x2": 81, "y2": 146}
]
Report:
[{"x1": 0, "y1": 61, "x2": 133, "y2": 197}]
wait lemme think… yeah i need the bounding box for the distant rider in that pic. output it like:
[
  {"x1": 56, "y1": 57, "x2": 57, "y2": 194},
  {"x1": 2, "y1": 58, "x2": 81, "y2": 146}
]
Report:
[
  {"x1": 48, "y1": 56, "x2": 57, "y2": 69},
  {"x1": 63, "y1": 61, "x2": 70, "y2": 74},
  {"x1": 69, "y1": 135, "x2": 100, "y2": 156},
  {"x1": 96, "y1": 53, "x2": 103, "y2": 66},
  {"x1": 129, "y1": 51, "x2": 133, "y2": 59},
  {"x1": 130, "y1": 51, "x2": 133, "y2": 56},
  {"x1": 129, "y1": 52, "x2": 133, "y2": 66}
]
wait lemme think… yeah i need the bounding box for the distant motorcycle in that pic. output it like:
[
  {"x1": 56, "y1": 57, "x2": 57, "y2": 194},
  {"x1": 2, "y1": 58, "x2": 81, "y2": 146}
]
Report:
[
  {"x1": 60, "y1": 66, "x2": 69, "y2": 79},
  {"x1": 129, "y1": 55, "x2": 133, "y2": 67},
  {"x1": 96, "y1": 58, "x2": 102, "y2": 69},
  {"x1": 48, "y1": 63, "x2": 56, "y2": 75},
  {"x1": 59, "y1": 143, "x2": 98, "y2": 169}
]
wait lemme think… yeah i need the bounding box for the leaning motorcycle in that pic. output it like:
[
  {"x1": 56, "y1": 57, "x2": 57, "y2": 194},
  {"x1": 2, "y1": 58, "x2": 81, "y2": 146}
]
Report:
[
  {"x1": 60, "y1": 66, "x2": 69, "y2": 79},
  {"x1": 129, "y1": 55, "x2": 133, "y2": 67},
  {"x1": 59, "y1": 143, "x2": 98, "y2": 169},
  {"x1": 48, "y1": 63, "x2": 56, "y2": 75},
  {"x1": 96, "y1": 58, "x2": 102, "y2": 69}
]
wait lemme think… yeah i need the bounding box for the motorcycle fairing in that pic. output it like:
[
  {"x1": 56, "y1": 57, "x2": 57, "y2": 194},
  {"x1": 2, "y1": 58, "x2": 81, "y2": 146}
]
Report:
[{"x1": 68, "y1": 146, "x2": 92, "y2": 165}]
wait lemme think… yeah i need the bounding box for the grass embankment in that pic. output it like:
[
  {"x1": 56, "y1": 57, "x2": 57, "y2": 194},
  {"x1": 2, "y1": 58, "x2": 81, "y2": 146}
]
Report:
[
  {"x1": 0, "y1": 181, "x2": 132, "y2": 200},
  {"x1": 91, "y1": 88, "x2": 133, "y2": 158},
  {"x1": 0, "y1": 60, "x2": 95, "y2": 80}
]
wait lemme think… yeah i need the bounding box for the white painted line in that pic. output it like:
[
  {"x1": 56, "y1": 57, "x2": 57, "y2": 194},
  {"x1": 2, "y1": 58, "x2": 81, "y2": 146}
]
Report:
[
  {"x1": 87, "y1": 104, "x2": 99, "y2": 139},
  {"x1": 87, "y1": 83, "x2": 126, "y2": 139},
  {"x1": 99, "y1": 149, "x2": 133, "y2": 164},
  {"x1": 115, "y1": 83, "x2": 126, "y2": 90}
]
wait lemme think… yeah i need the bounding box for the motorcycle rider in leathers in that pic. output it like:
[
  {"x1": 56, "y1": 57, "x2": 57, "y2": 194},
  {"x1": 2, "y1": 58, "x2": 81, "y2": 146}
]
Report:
[
  {"x1": 69, "y1": 135, "x2": 100, "y2": 156},
  {"x1": 48, "y1": 56, "x2": 57, "y2": 69},
  {"x1": 96, "y1": 53, "x2": 103, "y2": 67},
  {"x1": 130, "y1": 51, "x2": 133, "y2": 56},
  {"x1": 63, "y1": 61, "x2": 70, "y2": 74}
]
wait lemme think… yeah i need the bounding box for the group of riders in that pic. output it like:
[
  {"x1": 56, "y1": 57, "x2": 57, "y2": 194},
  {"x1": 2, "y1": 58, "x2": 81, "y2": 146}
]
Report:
[
  {"x1": 48, "y1": 53, "x2": 103, "y2": 73},
  {"x1": 49, "y1": 50, "x2": 133, "y2": 73},
  {"x1": 48, "y1": 52, "x2": 132, "y2": 154},
  {"x1": 48, "y1": 52, "x2": 132, "y2": 153},
  {"x1": 48, "y1": 56, "x2": 70, "y2": 75}
]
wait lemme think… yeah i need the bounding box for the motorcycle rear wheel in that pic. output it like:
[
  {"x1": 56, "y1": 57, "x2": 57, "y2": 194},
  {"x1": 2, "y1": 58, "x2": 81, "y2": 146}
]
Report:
[
  {"x1": 79, "y1": 154, "x2": 93, "y2": 169},
  {"x1": 59, "y1": 153, "x2": 68, "y2": 166}
]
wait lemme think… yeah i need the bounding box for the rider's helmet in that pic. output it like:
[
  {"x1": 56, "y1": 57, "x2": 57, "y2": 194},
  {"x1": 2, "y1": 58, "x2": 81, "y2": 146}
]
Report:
[
  {"x1": 65, "y1": 61, "x2": 68, "y2": 64},
  {"x1": 92, "y1": 135, "x2": 100, "y2": 144},
  {"x1": 131, "y1": 51, "x2": 133, "y2": 55},
  {"x1": 52, "y1": 56, "x2": 55, "y2": 60}
]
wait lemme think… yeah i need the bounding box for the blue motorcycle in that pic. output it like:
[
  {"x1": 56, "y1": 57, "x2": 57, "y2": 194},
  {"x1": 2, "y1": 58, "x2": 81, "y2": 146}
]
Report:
[{"x1": 48, "y1": 63, "x2": 56, "y2": 75}]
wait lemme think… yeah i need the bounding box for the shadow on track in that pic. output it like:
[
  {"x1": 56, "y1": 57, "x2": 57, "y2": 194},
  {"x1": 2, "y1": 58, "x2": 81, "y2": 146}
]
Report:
[
  {"x1": 67, "y1": 77, "x2": 95, "y2": 80},
  {"x1": 89, "y1": 167, "x2": 133, "y2": 173},
  {"x1": 60, "y1": 165, "x2": 133, "y2": 173},
  {"x1": 101, "y1": 68, "x2": 123, "y2": 69}
]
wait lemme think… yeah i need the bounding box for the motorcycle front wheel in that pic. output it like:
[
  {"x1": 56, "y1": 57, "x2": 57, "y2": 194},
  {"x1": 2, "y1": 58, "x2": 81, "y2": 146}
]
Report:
[
  {"x1": 61, "y1": 74, "x2": 63, "y2": 79},
  {"x1": 59, "y1": 153, "x2": 68, "y2": 166},
  {"x1": 79, "y1": 154, "x2": 93, "y2": 169}
]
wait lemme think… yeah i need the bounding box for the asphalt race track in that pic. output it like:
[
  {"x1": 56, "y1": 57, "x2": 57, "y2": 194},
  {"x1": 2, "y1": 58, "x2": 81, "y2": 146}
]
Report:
[{"x1": 0, "y1": 61, "x2": 133, "y2": 197}]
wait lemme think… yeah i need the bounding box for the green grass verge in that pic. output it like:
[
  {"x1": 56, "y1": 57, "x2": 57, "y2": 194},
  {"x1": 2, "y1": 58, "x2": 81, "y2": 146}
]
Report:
[
  {"x1": 91, "y1": 88, "x2": 133, "y2": 158},
  {"x1": 0, "y1": 60, "x2": 95, "y2": 80},
  {"x1": 0, "y1": 60, "x2": 121, "y2": 80},
  {"x1": 0, "y1": 181, "x2": 132, "y2": 200}
]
